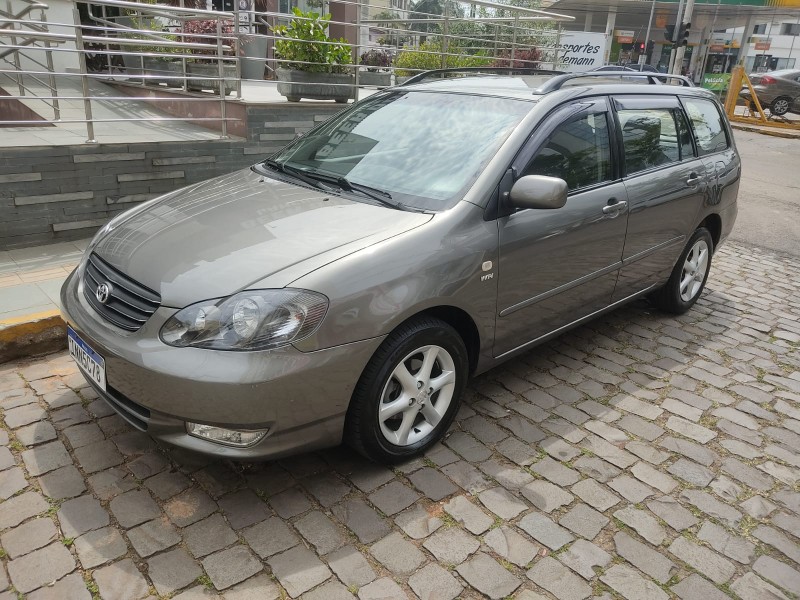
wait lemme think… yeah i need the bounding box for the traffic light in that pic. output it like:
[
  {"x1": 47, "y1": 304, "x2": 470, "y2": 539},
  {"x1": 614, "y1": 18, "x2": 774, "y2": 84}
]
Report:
[
  {"x1": 678, "y1": 22, "x2": 691, "y2": 46},
  {"x1": 646, "y1": 40, "x2": 655, "y2": 54},
  {"x1": 638, "y1": 42, "x2": 646, "y2": 52},
  {"x1": 664, "y1": 24, "x2": 675, "y2": 41}
]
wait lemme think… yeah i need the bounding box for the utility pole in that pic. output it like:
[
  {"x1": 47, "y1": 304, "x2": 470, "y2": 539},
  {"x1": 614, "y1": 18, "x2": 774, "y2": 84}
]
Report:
[
  {"x1": 672, "y1": 0, "x2": 695, "y2": 75},
  {"x1": 667, "y1": 0, "x2": 685, "y2": 75},
  {"x1": 643, "y1": 0, "x2": 656, "y2": 61}
]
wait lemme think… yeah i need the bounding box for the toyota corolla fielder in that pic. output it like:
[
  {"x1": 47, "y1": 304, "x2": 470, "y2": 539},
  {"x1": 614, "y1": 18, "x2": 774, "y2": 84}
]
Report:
[{"x1": 62, "y1": 71, "x2": 739, "y2": 463}]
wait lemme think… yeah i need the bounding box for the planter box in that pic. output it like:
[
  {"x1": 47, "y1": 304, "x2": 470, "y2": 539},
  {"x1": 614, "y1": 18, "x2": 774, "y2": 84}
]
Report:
[
  {"x1": 143, "y1": 58, "x2": 183, "y2": 87},
  {"x1": 239, "y1": 35, "x2": 268, "y2": 80},
  {"x1": 187, "y1": 62, "x2": 236, "y2": 95},
  {"x1": 358, "y1": 71, "x2": 391, "y2": 88},
  {"x1": 276, "y1": 69, "x2": 354, "y2": 103}
]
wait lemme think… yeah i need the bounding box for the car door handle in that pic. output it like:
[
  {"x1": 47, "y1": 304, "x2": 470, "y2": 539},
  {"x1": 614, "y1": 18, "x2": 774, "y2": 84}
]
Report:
[
  {"x1": 686, "y1": 173, "x2": 701, "y2": 186},
  {"x1": 602, "y1": 200, "x2": 628, "y2": 215}
]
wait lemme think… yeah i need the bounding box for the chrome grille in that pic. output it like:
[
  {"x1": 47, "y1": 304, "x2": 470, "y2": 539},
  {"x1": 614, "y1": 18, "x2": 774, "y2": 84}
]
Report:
[{"x1": 82, "y1": 253, "x2": 161, "y2": 332}]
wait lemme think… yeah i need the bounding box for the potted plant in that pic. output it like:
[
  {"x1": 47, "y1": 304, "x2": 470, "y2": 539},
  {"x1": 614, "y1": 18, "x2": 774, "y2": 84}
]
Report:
[
  {"x1": 359, "y1": 48, "x2": 392, "y2": 88},
  {"x1": 182, "y1": 18, "x2": 237, "y2": 95},
  {"x1": 273, "y1": 9, "x2": 353, "y2": 103},
  {"x1": 394, "y1": 41, "x2": 493, "y2": 84}
]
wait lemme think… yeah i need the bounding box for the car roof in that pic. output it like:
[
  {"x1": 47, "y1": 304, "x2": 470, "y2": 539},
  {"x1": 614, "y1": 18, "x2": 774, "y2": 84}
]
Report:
[{"x1": 398, "y1": 73, "x2": 716, "y2": 103}]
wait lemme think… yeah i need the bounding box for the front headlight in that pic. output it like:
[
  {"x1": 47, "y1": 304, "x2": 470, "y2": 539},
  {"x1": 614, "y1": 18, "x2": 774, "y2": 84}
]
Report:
[{"x1": 159, "y1": 289, "x2": 328, "y2": 351}]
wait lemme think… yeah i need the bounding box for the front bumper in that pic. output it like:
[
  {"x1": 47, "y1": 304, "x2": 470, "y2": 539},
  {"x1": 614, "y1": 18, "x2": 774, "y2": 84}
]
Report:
[{"x1": 60, "y1": 269, "x2": 384, "y2": 460}]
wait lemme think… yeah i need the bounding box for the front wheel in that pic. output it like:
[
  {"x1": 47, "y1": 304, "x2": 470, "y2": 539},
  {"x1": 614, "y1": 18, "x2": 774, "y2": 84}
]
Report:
[
  {"x1": 649, "y1": 228, "x2": 713, "y2": 314},
  {"x1": 770, "y1": 96, "x2": 791, "y2": 116},
  {"x1": 345, "y1": 317, "x2": 468, "y2": 463}
]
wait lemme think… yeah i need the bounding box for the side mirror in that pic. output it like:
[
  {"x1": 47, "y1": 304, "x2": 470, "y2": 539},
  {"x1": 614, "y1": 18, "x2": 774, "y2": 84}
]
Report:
[{"x1": 509, "y1": 175, "x2": 568, "y2": 210}]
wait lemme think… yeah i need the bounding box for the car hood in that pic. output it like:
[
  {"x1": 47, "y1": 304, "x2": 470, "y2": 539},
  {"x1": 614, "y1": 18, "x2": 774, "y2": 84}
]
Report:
[{"x1": 93, "y1": 168, "x2": 432, "y2": 307}]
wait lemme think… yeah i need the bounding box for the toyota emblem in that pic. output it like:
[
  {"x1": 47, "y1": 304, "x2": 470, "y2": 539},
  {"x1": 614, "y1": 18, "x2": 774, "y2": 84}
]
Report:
[{"x1": 96, "y1": 283, "x2": 112, "y2": 304}]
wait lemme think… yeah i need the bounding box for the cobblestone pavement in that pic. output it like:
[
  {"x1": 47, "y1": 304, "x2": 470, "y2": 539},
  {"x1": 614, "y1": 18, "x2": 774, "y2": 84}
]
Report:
[{"x1": 1, "y1": 241, "x2": 800, "y2": 600}]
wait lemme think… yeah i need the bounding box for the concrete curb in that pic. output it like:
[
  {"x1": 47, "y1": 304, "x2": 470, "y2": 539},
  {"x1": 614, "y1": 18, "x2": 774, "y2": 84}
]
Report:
[
  {"x1": 0, "y1": 310, "x2": 67, "y2": 364},
  {"x1": 731, "y1": 123, "x2": 800, "y2": 139}
]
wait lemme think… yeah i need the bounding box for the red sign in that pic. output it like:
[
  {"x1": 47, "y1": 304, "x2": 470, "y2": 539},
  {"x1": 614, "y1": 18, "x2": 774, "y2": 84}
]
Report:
[
  {"x1": 754, "y1": 41, "x2": 771, "y2": 51},
  {"x1": 709, "y1": 44, "x2": 725, "y2": 52},
  {"x1": 617, "y1": 36, "x2": 634, "y2": 44}
]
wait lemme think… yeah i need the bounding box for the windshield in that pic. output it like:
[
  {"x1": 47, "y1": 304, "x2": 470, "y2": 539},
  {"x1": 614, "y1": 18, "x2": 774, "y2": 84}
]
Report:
[{"x1": 271, "y1": 90, "x2": 532, "y2": 211}]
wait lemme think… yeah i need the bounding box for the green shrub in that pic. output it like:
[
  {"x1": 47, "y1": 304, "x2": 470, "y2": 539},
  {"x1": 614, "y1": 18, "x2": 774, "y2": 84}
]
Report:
[
  {"x1": 273, "y1": 9, "x2": 351, "y2": 74},
  {"x1": 394, "y1": 41, "x2": 492, "y2": 76}
]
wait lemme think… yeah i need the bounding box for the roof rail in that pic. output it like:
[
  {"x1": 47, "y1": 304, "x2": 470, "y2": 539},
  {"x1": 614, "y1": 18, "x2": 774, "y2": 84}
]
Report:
[
  {"x1": 534, "y1": 71, "x2": 694, "y2": 93},
  {"x1": 400, "y1": 67, "x2": 566, "y2": 86}
]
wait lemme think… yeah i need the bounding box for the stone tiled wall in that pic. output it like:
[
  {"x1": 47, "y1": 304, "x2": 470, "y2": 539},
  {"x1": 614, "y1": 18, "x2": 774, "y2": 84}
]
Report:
[{"x1": 0, "y1": 104, "x2": 345, "y2": 250}]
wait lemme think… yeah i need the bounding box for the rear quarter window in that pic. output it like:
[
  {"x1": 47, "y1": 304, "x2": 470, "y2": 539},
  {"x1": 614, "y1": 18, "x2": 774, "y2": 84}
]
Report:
[{"x1": 682, "y1": 98, "x2": 729, "y2": 156}]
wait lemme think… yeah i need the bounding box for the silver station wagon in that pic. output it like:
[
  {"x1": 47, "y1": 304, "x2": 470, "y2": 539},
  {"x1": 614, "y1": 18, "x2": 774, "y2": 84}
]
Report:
[{"x1": 62, "y1": 70, "x2": 740, "y2": 463}]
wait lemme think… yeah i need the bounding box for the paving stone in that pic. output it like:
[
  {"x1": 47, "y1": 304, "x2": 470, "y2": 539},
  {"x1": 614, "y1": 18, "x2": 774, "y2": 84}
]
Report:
[
  {"x1": 441, "y1": 460, "x2": 493, "y2": 493},
  {"x1": 0, "y1": 490, "x2": 47, "y2": 529},
  {"x1": 720, "y1": 438, "x2": 763, "y2": 459},
  {"x1": 393, "y1": 504, "x2": 442, "y2": 540},
  {"x1": 269, "y1": 487, "x2": 312, "y2": 518},
  {"x1": 559, "y1": 503, "x2": 609, "y2": 539},
  {"x1": 112, "y1": 430, "x2": 157, "y2": 456},
  {"x1": 127, "y1": 516, "x2": 181, "y2": 557},
  {"x1": 74, "y1": 526, "x2": 127, "y2": 568},
  {"x1": 14, "y1": 422, "x2": 57, "y2": 447},
  {"x1": 518, "y1": 512, "x2": 574, "y2": 550},
  {"x1": 147, "y1": 548, "x2": 203, "y2": 596},
  {"x1": 0, "y1": 466, "x2": 27, "y2": 500},
  {"x1": 680, "y1": 489, "x2": 742, "y2": 526},
  {"x1": 87, "y1": 467, "x2": 137, "y2": 500},
  {"x1": 268, "y1": 546, "x2": 331, "y2": 597},
  {"x1": 521, "y1": 480, "x2": 574, "y2": 513},
  {"x1": 613, "y1": 505, "x2": 666, "y2": 545},
  {"x1": 709, "y1": 474, "x2": 743, "y2": 503},
  {"x1": 540, "y1": 417, "x2": 585, "y2": 443},
  {"x1": 753, "y1": 556, "x2": 800, "y2": 596},
  {"x1": 479, "y1": 458, "x2": 535, "y2": 489},
  {"x1": 164, "y1": 488, "x2": 217, "y2": 527},
  {"x1": 21, "y1": 440, "x2": 72, "y2": 476},
  {"x1": 327, "y1": 545, "x2": 376, "y2": 588},
  {"x1": 301, "y1": 581, "x2": 355, "y2": 600},
  {"x1": 370, "y1": 531, "x2": 426, "y2": 575},
  {"x1": 58, "y1": 495, "x2": 109, "y2": 538},
  {"x1": 407, "y1": 466, "x2": 459, "y2": 500},
  {"x1": 659, "y1": 436, "x2": 716, "y2": 466},
  {"x1": 73, "y1": 439, "x2": 123, "y2": 474},
  {"x1": 527, "y1": 555, "x2": 591, "y2": 600},
  {"x1": 0, "y1": 517, "x2": 57, "y2": 558},
  {"x1": 671, "y1": 573, "x2": 730, "y2": 600},
  {"x1": 631, "y1": 461, "x2": 677, "y2": 493},
  {"x1": 7, "y1": 542, "x2": 75, "y2": 594},
  {"x1": 368, "y1": 481, "x2": 420, "y2": 516},
  {"x1": 721, "y1": 457, "x2": 774, "y2": 492},
  {"x1": 93, "y1": 558, "x2": 149, "y2": 600},
  {"x1": 608, "y1": 475, "x2": 655, "y2": 503},
  {"x1": 63, "y1": 423, "x2": 104, "y2": 449},
  {"x1": 409, "y1": 563, "x2": 463, "y2": 600},
  {"x1": 127, "y1": 452, "x2": 170, "y2": 480},
  {"x1": 557, "y1": 539, "x2": 612, "y2": 580},
  {"x1": 484, "y1": 525, "x2": 538, "y2": 568},
  {"x1": 753, "y1": 524, "x2": 800, "y2": 564},
  {"x1": 772, "y1": 511, "x2": 800, "y2": 538},
  {"x1": 243, "y1": 516, "x2": 299, "y2": 559},
  {"x1": 478, "y1": 486, "x2": 528, "y2": 519},
  {"x1": 610, "y1": 395, "x2": 663, "y2": 421},
  {"x1": 443, "y1": 495, "x2": 494, "y2": 534},
  {"x1": 109, "y1": 489, "x2": 161, "y2": 528},
  {"x1": 332, "y1": 498, "x2": 390, "y2": 544},
  {"x1": 3, "y1": 403, "x2": 46, "y2": 429},
  {"x1": 37, "y1": 464, "x2": 86, "y2": 499},
  {"x1": 202, "y1": 545, "x2": 262, "y2": 591},
  {"x1": 614, "y1": 531, "x2": 675, "y2": 584},
  {"x1": 585, "y1": 420, "x2": 628, "y2": 443},
  {"x1": 446, "y1": 431, "x2": 492, "y2": 461},
  {"x1": 740, "y1": 495, "x2": 777, "y2": 519},
  {"x1": 463, "y1": 414, "x2": 509, "y2": 444},
  {"x1": 496, "y1": 436, "x2": 539, "y2": 465},
  {"x1": 580, "y1": 435, "x2": 636, "y2": 469},
  {"x1": 424, "y1": 443, "x2": 460, "y2": 467},
  {"x1": 730, "y1": 572, "x2": 790, "y2": 600},
  {"x1": 357, "y1": 577, "x2": 406, "y2": 600},
  {"x1": 668, "y1": 536, "x2": 735, "y2": 584},
  {"x1": 27, "y1": 572, "x2": 91, "y2": 600},
  {"x1": 601, "y1": 564, "x2": 668, "y2": 600},
  {"x1": 540, "y1": 436, "x2": 581, "y2": 462},
  {"x1": 773, "y1": 489, "x2": 800, "y2": 513},
  {"x1": 295, "y1": 510, "x2": 346, "y2": 555},
  {"x1": 530, "y1": 456, "x2": 580, "y2": 486},
  {"x1": 758, "y1": 461, "x2": 799, "y2": 486},
  {"x1": 183, "y1": 513, "x2": 238, "y2": 558},
  {"x1": 618, "y1": 415, "x2": 665, "y2": 441},
  {"x1": 144, "y1": 469, "x2": 192, "y2": 500},
  {"x1": 667, "y1": 458, "x2": 715, "y2": 487},
  {"x1": 423, "y1": 525, "x2": 480, "y2": 564},
  {"x1": 457, "y1": 552, "x2": 521, "y2": 600},
  {"x1": 571, "y1": 479, "x2": 621, "y2": 511},
  {"x1": 573, "y1": 454, "x2": 622, "y2": 482},
  {"x1": 662, "y1": 398, "x2": 703, "y2": 421}
]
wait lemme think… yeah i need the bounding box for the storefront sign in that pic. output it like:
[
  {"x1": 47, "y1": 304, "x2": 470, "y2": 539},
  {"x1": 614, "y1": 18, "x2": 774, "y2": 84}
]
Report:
[
  {"x1": 555, "y1": 32, "x2": 608, "y2": 72},
  {"x1": 702, "y1": 73, "x2": 731, "y2": 91},
  {"x1": 709, "y1": 44, "x2": 725, "y2": 52},
  {"x1": 754, "y1": 40, "x2": 771, "y2": 51},
  {"x1": 615, "y1": 29, "x2": 635, "y2": 44}
]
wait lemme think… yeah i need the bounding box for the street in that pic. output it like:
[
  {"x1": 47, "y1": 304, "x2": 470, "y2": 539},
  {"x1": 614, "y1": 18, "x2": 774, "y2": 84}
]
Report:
[{"x1": 0, "y1": 131, "x2": 799, "y2": 600}]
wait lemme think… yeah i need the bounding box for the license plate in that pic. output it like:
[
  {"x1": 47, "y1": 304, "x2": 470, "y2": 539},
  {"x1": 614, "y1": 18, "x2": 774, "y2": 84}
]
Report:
[{"x1": 67, "y1": 327, "x2": 106, "y2": 391}]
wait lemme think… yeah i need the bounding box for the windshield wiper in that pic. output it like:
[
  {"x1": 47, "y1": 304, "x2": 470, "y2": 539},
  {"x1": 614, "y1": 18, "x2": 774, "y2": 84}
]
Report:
[
  {"x1": 262, "y1": 159, "x2": 330, "y2": 191},
  {"x1": 301, "y1": 170, "x2": 406, "y2": 211}
]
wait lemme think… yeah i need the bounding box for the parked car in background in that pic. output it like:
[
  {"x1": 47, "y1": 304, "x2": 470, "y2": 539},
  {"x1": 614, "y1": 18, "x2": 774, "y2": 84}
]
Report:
[
  {"x1": 739, "y1": 69, "x2": 800, "y2": 116},
  {"x1": 62, "y1": 70, "x2": 739, "y2": 463}
]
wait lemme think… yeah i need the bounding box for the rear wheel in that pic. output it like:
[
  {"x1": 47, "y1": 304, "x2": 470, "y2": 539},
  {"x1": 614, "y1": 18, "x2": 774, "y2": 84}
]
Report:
[
  {"x1": 345, "y1": 317, "x2": 468, "y2": 463},
  {"x1": 770, "y1": 96, "x2": 791, "y2": 116},
  {"x1": 650, "y1": 228, "x2": 713, "y2": 314}
]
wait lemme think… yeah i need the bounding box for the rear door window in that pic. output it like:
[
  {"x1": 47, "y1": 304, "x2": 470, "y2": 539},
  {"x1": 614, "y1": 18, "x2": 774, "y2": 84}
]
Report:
[{"x1": 682, "y1": 98, "x2": 729, "y2": 156}]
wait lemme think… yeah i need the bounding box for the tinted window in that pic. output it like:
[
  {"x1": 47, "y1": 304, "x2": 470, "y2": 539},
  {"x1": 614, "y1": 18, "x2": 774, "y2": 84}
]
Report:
[
  {"x1": 618, "y1": 108, "x2": 680, "y2": 174},
  {"x1": 683, "y1": 98, "x2": 728, "y2": 156},
  {"x1": 522, "y1": 112, "x2": 612, "y2": 191}
]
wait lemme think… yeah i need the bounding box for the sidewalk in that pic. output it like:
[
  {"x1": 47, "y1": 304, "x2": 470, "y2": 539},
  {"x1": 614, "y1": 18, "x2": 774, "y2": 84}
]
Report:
[{"x1": 0, "y1": 239, "x2": 89, "y2": 361}]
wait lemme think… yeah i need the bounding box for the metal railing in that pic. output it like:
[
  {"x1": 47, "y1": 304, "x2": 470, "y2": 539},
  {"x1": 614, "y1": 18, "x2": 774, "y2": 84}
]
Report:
[{"x1": 0, "y1": 0, "x2": 576, "y2": 143}]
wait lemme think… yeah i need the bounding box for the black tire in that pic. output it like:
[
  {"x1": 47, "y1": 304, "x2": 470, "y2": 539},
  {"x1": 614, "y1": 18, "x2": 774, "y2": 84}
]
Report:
[
  {"x1": 650, "y1": 228, "x2": 714, "y2": 315},
  {"x1": 344, "y1": 317, "x2": 468, "y2": 464},
  {"x1": 770, "y1": 96, "x2": 791, "y2": 116}
]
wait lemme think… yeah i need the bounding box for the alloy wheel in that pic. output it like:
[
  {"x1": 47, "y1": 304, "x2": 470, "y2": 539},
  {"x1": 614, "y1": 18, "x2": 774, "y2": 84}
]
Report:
[{"x1": 679, "y1": 239, "x2": 709, "y2": 302}]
